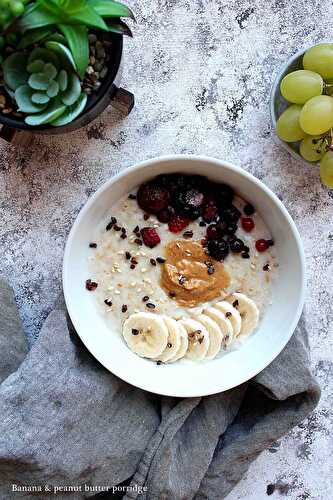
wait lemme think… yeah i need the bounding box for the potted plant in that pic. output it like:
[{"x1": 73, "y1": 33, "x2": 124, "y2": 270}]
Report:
[{"x1": 0, "y1": 0, "x2": 134, "y2": 142}]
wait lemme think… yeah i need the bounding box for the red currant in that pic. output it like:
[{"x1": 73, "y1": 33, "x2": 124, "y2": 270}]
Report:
[
  {"x1": 241, "y1": 217, "x2": 255, "y2": 232},
  {"x1": 255, "y1": 239, "x2": 268, "y2": 252}
]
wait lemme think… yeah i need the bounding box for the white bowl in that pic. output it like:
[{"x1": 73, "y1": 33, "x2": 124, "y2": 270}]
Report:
[{"x1": 63, "y1": 155, "x2": 305, "y2": 397}]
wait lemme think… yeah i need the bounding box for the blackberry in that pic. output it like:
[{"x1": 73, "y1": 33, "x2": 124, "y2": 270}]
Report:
[
  {"x1": 214, "y1": 183, "x2": 234, "y2": 208},
  {"x1": 225, "y1": 223, "x2": 238, "y2": 235},
  {"x1": 172, "y1": 188, "x2": 204, "y2": 220},
  {"x1": 155, "y1": 173, "x2": 189, "y2": 193},
  {"x1": 220, "y1": 205, "x2": 241, "y2": 223},
  {"x1": 207, "y1": 239, "x2": 229, "y2": 261}
]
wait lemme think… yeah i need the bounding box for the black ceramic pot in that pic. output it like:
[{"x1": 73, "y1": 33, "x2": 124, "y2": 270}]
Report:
[{"x1": 0, "y1": 33, "x2": 134, "y2": 144}]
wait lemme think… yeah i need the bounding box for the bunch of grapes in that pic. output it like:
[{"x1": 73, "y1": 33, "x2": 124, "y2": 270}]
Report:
[
  {"x1": 276, "y1": 43, "x2": 333, "y2": 188},
  {"x1": 0, "y1": 0, "x2": 25, "y2": 31}
]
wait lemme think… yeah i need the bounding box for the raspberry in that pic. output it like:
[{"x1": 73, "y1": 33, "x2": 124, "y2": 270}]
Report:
[
  {"x1": 140, "y1": 227, "x2": 161, "y2": 248},
  {"x1": 137, "y1": 182, "x2": 170, "y2": 214},
  {"x1": 168, "y1": 216, "x2": 190, "y2": 233}
]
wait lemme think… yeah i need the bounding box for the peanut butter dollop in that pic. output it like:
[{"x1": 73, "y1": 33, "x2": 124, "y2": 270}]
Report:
[{"x1": 161, "y1": 240, "x2": 230, "y2": 307}]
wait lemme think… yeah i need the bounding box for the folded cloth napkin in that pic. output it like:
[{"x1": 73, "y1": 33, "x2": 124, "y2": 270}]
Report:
[{"x1": 0, "y1": 279, "x2": 320, "y2": 500}]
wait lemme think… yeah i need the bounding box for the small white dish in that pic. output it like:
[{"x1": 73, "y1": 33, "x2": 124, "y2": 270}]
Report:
[{"x1": 63, "y1": 155, "x2": 305, "y2": 397}]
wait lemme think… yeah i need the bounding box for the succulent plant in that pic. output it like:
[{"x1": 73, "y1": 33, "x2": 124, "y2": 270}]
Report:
[
  {"x1": 3, "y1": 42, "x2": 87, "y2": 126},
  {"x1": 18, "y1": 0, "x2": 134, "y2": 77}
]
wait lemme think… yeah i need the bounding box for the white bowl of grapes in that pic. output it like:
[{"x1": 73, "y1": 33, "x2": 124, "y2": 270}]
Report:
[{"x1": 270, "y1": 43, "x2": 333, "y2": 188}]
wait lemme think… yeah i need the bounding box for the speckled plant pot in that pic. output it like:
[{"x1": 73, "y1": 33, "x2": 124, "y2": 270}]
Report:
[{"x1": 0, "y1": 33, "x2": 134, "y2": 145}]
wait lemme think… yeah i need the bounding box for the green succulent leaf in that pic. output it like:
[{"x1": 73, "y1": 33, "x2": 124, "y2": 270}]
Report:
[
  {"x1": 15, "y1": 85, "x2": 48, "y2": 113},
  {"x1": 25, "y1": 98, "x2": 67, "y2": 126},
  {"x1": 58, "y1": 24, "x2": 89, "y2": 78},
  {"x1": 45, "y1": 41, "x2": 76, "y2": 71},
  {"x1": 20, "y1": 0, "x2": 109, "y2": 31},
  {"x1": 89, "y1": 0, "x2": 135, "y2": 20},
  {"x1": 107, "y1": 19, "x2": 133, "y2": 37},
  {"x1": 28, "y1": 48, "x2": 59, "y2": 68},
  {"x1": 45, "y1": 33, "x2": 67, "y2": 44},
  {"x1": 28, "y1": 72, "x2": 50, "y2": 90},
  {"x1": 51, "y1": 91, "x2": 87, "y2": 126},
  {"x1": 43, "y1": 63, "x2": 57, "y2": 80},
  {"x1": 47, "y1": 80, "x2": 60, "y2": 97},
  {"x1": 61, "y1": 72, "x2": 81, "y2": 106},
  {"x1": 18, "y1": 27, "x2": 54, "y2": 49},
  {"x1": 3, "y1": 53, "x2": 29, "y2": 91},
  {"x1": 19, "y1": 3, "x2": 61, "y2": 32},
  {"x1": 66, "y1": 4, "x2": 109, "y2": 30},
  {"x1": 32, "y1": 92, "x2": 50, "y2": 104},
  {"x1": 27, "y1": 59, "x2": 45, "y2": 74},
  {"x1": 57, "y1": 69, "x2": 68, "y2": 91}
]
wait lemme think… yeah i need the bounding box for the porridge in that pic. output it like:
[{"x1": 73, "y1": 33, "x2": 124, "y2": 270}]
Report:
[{"x1": 86, "y1": 173, "x2": 278, "y2": 363}]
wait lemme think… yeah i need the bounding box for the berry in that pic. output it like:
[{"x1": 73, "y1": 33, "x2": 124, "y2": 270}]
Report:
[
  {"x1": 215, "y1": 183, "x2": 234, "y2": 207},
  {"x1": 255, "y1": 239, "x2": 268, "y2": 252},
  {"x1": 155, "y1": 173, "x2": 188, "y2": 193},
  {"x1": 137, "y1": 182, "x2": 170, "y2": 214},
  {"x1": 168, "y1": 216, "x2": 190, "y2": 233},
  {"x1": 243, "y1": 203, "x2": 255, "y2": 216},
  {"x1": 172, "y1": 188, "x2": 205, "y2": 219},
  {"x1": 241, "y1": 217, "x2": 255, "y2": 232},
  {"x1": 140, "y1": 227, "x2": 161, "y2": 248},
  {"x1": 225, "y1": 223, "x2": 238, "y2": 235},
  {"x1": 229, "y1": 238, "x2": 244, "y2": 253},
  {"x1": 207, "y1": 239, "x2": 229, "y2": 261},
  {"x1": 157, "y1": 207, "x2": 174, "y2": 223},
  {"x1": 206, "y1": 224, "x2": 221, "y2": 240},
  {"x1": 202, "y1": 204, "x2": 218, "y2": 223},
  {"x1": 220, "y1": 205, "x2": 241, "y2": 223}
]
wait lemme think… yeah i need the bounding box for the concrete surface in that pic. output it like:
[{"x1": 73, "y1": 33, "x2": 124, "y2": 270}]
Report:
[{"x1": 0, "y1": 0, "x2": 332, "y2": 498}]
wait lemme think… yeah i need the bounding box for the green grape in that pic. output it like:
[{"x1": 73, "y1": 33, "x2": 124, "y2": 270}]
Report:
[
  {"x1": 299, "y1": 135, "x2": 329, "y2": 162},
  {"x1": 303, "y1": 44, "x2": 333, "y2": 80},
  {"x1": 299, "y1": 95, "x2": 333, "y2": 135},
  {"x1": 276, "y1": 105, "x2": 306, "y2": 142},
  {"x1": 280, "y1": 70, "x2": 323, "y2": 104},
  {"x1": 320, "y1": 150, "x2": 333, "y2": 188}
]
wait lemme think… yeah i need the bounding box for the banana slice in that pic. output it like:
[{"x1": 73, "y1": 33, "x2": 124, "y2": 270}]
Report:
[
  {"x1": 195, "y1": 314, "x2": 223, "y2": 359},
  {"x1": 123, "y1": 312, "x2": 168, "y2": 359},
  {"x1": 225, "y1": 293, "x2": 259, "y2": 336},
  {"x1": 214, "y1": 301, "x2": 242, "y2": 337},
  {"x1": 204, "y1": 307, "x2": 233, "y2": 348},
  {"x1": 179, "y1": 318, "x2": 210, "y2": 361},
  {"x1": 168, "y1": 323, "x2": 189, "y2": 362},
  {"x1": 155, "y1": 317, "x2": 181, "y2": 363}
]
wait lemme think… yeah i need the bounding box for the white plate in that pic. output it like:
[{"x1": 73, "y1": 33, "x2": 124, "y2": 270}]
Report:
[{"x1": 63, "y1": 155, "x2": 305, "y2": 397}]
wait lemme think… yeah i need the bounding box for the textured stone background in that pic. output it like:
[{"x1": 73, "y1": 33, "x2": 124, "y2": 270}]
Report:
[{"x1": 0, "y1": 0, "x2": 332, "y2": 498}]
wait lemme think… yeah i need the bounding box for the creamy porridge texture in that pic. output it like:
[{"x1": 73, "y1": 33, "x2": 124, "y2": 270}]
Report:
[{"x1": 87, "y1": 173, "x2": 278, "y2": 362}]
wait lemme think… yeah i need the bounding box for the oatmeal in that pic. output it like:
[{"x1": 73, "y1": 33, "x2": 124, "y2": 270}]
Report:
[{"x1": 86, "y1": 173, "x2": 278, "y2": 362}]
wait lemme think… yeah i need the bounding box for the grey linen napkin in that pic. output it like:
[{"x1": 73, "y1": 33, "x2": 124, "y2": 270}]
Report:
[{"x1": 0, "y1": 278, "x2": 320, "y2": 500}]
